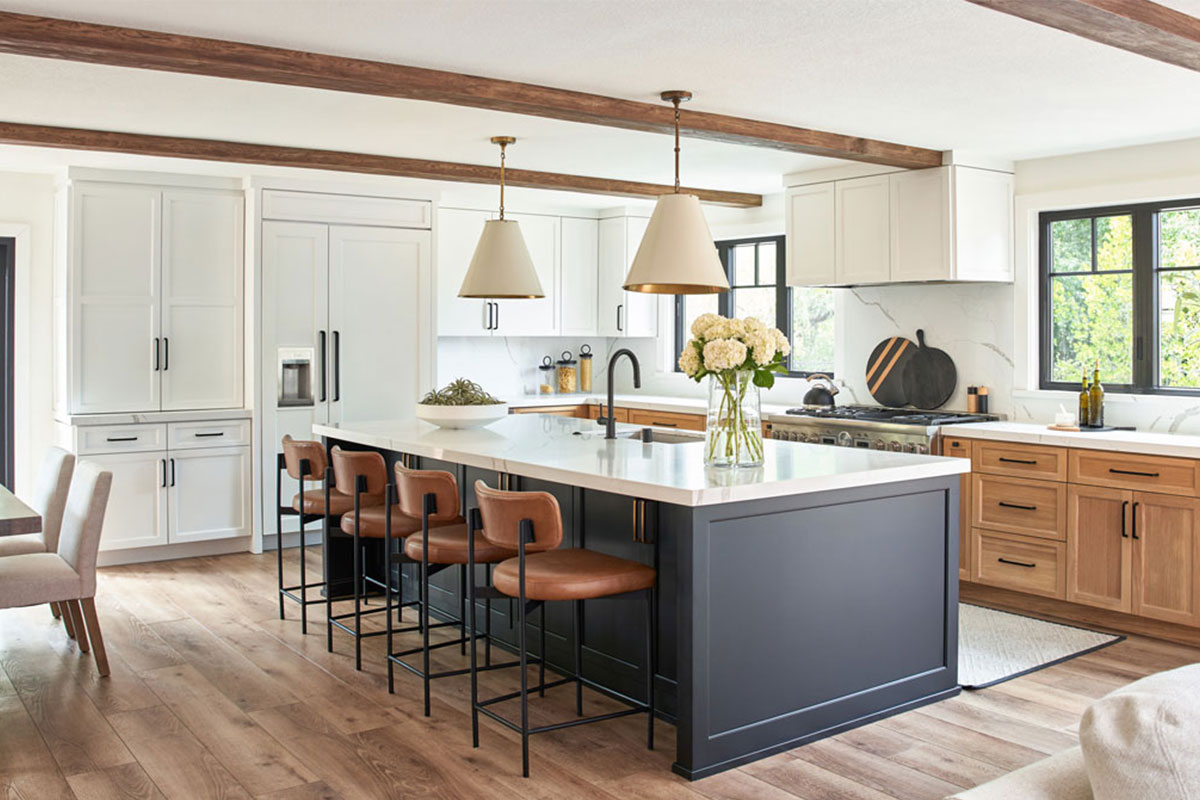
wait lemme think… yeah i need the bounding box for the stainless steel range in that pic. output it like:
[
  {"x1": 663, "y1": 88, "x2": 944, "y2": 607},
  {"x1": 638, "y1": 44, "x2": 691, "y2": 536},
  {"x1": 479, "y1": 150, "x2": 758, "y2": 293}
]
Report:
[{"x1": 770, "y1": 405, "x2": 998, "y2": 455}]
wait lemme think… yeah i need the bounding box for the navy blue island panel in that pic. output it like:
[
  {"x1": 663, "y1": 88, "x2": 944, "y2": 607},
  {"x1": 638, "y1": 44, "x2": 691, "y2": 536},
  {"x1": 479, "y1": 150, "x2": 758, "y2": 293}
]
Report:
[{"x1": 319, "y1": 432, "x2": 960, "y2": 780}]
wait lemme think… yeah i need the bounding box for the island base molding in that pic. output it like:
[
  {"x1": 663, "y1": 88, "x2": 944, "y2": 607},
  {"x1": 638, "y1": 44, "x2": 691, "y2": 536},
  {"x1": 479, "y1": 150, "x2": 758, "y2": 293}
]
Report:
[{"x1": 961, "y1": 582, "x2": 1200, "y2": 649}]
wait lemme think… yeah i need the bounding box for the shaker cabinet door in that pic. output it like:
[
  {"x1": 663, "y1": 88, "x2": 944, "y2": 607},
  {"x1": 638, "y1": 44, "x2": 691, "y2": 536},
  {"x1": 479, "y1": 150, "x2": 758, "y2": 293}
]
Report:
[
  {"x1": 495, "y1": 213, "x2": 559, "y2": 336},
  {"x1": 168, "y1": 447, "x2": 251, "y2": 544},
  {"x1": 160, "y1": 189, "x2": 245, "y2": 410},
  {"x1": 71, "y1": 183, "x2": 162, "y2": 413},
  {"x1": 1132, "y1": 493, "x2": 1200, "y2": 626},
  {"x1": 1066, "y1": 485, "x2": 1132, "y2": 613},
  {"x1": 436, "y1": 208, "x2": 492, "y2": 336},
  {"x1": 86, "y1": 451, "x2": 169, "y2": 552},
  {"x1": 835, "y1": 175, "x2": 891, "y2": 285},
  {"x1": 559, "y1": 217, "x2": 599, "y2": 336}
]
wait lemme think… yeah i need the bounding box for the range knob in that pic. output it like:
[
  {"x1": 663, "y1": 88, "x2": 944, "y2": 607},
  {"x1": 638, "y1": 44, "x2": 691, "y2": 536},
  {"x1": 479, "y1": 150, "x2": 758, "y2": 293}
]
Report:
[
  {"x1": 914, "y1": 443, "x2": 929, "y2": 455},
  {"x1": 902, "y1": 442, "x2": 916, "y2": 453},
  {"x1": 888, "y1": 441, "x2": 903, "y2": 452},
  {"x1": 872, "y1": 440, "x2": 886, "y2": 450},
  {"x1": 837, "y1": 431, "x2": 853, "y2": 447}
]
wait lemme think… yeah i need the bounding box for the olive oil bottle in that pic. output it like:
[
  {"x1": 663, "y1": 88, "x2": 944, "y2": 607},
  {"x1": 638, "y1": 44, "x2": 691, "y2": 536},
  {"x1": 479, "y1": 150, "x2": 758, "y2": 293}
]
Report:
[
  {"x1": 1078, "y1": 373, "x2": 1090, "y2": 428},
  {"x1": 1089, "y1": 364, "x2": 1104, "y2": 428}
]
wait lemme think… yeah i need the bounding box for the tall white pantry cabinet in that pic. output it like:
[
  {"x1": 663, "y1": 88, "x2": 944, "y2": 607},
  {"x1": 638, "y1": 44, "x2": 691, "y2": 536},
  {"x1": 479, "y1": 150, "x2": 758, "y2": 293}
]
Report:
[{"x1": 54, "y1": 172, "x2": 251, "y2": 560}]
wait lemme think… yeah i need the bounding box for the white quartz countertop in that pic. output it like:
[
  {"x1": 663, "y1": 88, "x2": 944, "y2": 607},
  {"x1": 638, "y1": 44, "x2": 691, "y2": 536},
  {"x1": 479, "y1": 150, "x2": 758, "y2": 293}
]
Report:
[
  {"x1": 314, "y1": 415, "x2": 967, "y2": 507},
  {"x1": 947, "y1": 421, "x2": 1200, "y2": 459},
  {"x1": 504, "y1": 392, "x2": 796, "y2": 418},
  {"x1": 58, "y1": 408, "x2": 253, "y2": 426}
]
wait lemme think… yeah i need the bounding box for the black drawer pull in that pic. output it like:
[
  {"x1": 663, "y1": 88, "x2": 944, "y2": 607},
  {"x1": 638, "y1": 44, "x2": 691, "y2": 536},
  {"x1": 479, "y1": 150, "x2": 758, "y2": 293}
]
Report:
[
  {"x1": 998, "y1": 557, "x2": 1036, "y2": 569},
  {"x1": 998, "y1": 457, "x2": 1038, "y2": 465},
  {"x1": 1109, "y1": 468, "x2": 1159, "y2": 478},
  {"x1": 998, "y1": 501, "x2": 1037, "y2": 511},
  {"x1": 653, "y1": 422, "x2": 677, "y2": 428},
  {"x1": 194, "y1": 432, "x2": 225, "y2": 438},
  {"x1": 1121, "y1": 500, "x2": 1129, "y2": 538},
  {"x1": 106, "y1": 436, "x2": 138, "y2": 442}
]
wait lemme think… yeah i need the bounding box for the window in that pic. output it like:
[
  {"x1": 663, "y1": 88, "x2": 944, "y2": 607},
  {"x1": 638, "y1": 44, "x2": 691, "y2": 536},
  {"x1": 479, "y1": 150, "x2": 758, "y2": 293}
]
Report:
[
  {"x1": 675, "y1": 236, "x2": 834, "y2": 376},
  {"x1": 1040, "y1": 199, "x2": 1200, "y2": 392}
]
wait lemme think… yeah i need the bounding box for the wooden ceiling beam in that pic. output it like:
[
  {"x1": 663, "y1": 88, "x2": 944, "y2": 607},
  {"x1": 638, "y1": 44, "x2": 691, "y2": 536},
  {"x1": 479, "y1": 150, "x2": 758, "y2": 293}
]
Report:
[
  {"x1": 0, "y1": 121, "x2": 762, "y2": 207},
  {"x1": 0, "y1": 11, "x2": 942, "y2": 170},
  {"x1": 966, "y1": 0, "x2": 1200, "y2": 72}
]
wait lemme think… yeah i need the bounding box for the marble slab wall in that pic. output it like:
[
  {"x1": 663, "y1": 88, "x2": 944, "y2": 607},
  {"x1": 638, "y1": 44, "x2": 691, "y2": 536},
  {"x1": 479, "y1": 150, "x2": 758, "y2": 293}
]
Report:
[{"x1": 436, "y1": 336, "x2": 628, "y2": 400}]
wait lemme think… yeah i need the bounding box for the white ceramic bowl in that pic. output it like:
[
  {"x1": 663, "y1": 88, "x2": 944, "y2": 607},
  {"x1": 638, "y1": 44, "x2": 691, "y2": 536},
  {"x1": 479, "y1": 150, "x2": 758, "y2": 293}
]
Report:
[{"x1": 415, "y1": 402, "x2": 509, "y2": 429}]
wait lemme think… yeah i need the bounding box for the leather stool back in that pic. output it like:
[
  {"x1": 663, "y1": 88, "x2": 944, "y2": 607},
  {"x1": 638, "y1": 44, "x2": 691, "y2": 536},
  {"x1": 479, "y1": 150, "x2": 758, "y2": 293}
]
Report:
[
  {"x1": 395, "y1": 462, "x2": 461, "y2": 525},
  {"x1": 282, "y1": 435, "x2": 327, "y2": 480},
  {"x1": 330, "y1": 447, "x2": 388, "y2": 498},
  {"x1": 474, "y1": 481, "x2": 563, "y2": 552}
]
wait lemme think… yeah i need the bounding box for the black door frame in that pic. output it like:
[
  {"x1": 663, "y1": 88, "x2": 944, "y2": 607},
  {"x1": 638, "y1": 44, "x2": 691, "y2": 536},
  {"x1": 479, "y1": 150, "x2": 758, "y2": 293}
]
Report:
[{"x1": 0, "y1": 238, "x2": 14, "y2": 489}]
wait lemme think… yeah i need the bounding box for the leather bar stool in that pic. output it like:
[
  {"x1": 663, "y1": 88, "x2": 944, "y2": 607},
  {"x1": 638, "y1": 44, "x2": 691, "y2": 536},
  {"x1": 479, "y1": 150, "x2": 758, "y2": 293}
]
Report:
[
  {"x1": 389, "y1": 463, "x2": 519, "y2": 715},
  {"x1": 276, "y1": 435, "x2": 353, "y2": 634},
  {"x1": 328, "y1": 446, "x2": 420, "y2": 669},
  {"x1": 469, "y1": 480, "x2": 657, "y2": 778}
]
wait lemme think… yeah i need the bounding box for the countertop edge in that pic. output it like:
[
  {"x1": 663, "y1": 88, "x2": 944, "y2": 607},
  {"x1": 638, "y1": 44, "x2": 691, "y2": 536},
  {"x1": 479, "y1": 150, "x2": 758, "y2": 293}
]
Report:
[
  {"x1": 945, "y1": 422, "x2": 1200, "y2": 459},
  {"x1": 58, "y1": 408, "x2": 254, "y2": 426}
]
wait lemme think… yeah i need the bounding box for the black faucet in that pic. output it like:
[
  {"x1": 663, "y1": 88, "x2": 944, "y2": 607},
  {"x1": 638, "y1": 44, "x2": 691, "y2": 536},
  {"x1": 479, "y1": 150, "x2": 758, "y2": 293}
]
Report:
[{"x1": 601, "y1": 348, "x2": 641, "y2": 439}]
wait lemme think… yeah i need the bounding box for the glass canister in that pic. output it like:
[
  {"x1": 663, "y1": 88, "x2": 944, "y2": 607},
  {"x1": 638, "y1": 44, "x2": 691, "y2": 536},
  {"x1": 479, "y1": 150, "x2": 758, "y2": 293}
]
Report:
[
  {"x1": 556, "y1": 350, "x2": 578, "y2": 394},
  {"x1": 538, "y1": 355, "x2": 556, "y2": 395},
  {"x1": 578, "y1": 344, "x2": 594, "y2": 392}
]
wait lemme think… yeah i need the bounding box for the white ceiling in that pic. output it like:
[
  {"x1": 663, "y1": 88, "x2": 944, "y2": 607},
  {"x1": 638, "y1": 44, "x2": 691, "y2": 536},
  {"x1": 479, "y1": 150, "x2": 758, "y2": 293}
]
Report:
[{"x1": 4, "y1": 0, "x2": 1200, "y2": 209}]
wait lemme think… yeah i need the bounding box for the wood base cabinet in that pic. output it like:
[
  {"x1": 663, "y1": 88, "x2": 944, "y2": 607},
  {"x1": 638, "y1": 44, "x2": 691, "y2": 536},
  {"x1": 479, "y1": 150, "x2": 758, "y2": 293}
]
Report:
[
  {"x1": 943, "y1": 438, "x2": 972, "y2": 581},
  {"x1": 1067, "y1": 486, "x2": 1198, "y2": 625}
]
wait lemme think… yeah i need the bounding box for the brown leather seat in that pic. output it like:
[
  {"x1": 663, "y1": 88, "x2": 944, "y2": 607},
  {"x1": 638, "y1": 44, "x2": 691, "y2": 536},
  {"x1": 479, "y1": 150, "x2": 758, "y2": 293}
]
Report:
[
  {"x1": 404, "y1": 522, "x2": 515, "y2": 564},
  {"x1": 492, "y1": 549, "x2": 656, "y2": 601},
  {"x1": 293, "y1": 488, "x2": 357, "y2": 516},
  {"x1": 340, "y1": 504, "x2": 422, "y2": 538}
]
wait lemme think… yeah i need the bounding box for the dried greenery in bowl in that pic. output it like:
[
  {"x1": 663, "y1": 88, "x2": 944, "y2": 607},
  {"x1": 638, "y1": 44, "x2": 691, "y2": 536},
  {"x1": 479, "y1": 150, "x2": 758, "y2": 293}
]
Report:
[{"x1": 419, "y1": 378, "x2": 503, "y2": 406}]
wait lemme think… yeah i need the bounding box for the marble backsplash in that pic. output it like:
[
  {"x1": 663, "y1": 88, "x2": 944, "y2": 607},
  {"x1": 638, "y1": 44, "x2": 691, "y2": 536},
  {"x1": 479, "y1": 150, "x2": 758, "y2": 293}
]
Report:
[{"x1": 436, "y1": 336, "x2": 631, "y2": 400}]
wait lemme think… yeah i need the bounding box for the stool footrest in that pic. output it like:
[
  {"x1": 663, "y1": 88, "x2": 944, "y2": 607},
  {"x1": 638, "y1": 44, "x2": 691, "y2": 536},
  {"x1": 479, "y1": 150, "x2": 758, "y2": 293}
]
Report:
[{"x1": 476, "y1": 674, "x2": 569, "y2": 708}]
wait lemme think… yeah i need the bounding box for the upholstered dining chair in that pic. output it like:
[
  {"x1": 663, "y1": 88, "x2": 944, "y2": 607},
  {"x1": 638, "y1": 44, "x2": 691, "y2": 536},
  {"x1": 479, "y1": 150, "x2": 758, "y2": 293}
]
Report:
[
  {"x1": 0, "y1": 447, "x2": 76, "y2": 628},
  {"x1": 0, "y1": 462, "x2": 113, "y2": 676}
]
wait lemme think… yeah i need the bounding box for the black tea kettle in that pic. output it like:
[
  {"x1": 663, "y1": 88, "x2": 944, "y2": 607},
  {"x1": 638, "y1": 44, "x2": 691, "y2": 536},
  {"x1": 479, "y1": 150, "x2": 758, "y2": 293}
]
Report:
[{"x1": 802, "y1": 374, "x2": 839, "y2": 408}]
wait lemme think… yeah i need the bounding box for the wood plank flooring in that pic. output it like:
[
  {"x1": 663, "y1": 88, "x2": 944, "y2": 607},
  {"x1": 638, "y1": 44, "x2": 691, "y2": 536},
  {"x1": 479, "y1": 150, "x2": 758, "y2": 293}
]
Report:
[{"x1": 2, "y1": 549, "x2": 1197, "y2": 799}]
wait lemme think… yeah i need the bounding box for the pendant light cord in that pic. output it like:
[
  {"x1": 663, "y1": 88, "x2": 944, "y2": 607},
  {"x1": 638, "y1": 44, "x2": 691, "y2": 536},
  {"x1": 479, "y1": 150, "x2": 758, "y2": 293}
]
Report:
[
  {"x1": 672, "y1": 97, "x2": 681, "y2": 194},
  {"x1": 498, "y1": 141, "x2": 507, "y2": 220}
]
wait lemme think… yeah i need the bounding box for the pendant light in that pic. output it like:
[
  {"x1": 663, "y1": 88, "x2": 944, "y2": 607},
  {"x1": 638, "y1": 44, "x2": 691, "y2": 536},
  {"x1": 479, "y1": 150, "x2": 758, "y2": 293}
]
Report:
[
  {"x1": 458, "y1": 136, "x2": 544, "y2": 299},
  {"x1": 623, "y1": 91, "x2": 730, "y2": 295}
]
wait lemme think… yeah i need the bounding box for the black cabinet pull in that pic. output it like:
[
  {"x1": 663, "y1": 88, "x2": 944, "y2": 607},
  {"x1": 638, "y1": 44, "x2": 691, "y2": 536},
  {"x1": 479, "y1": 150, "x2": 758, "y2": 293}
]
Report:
[
  {"x1": 1121, "y1": 500, "x2": 1129, "y2": 538},
  {"x1": 494, "y1": 302, "x2": 500, "y2": 330},
  {"x1": 169, "y1": 458, "x2": 176, "y2": 487},
  {"x1": 616, "y1": 304, "x2": 623, "y2": 332},
  {"x1": 162, "y1": 337, "x2": 169, "y2": 371},
  {"x1": 160, "y1": 459, "x2": 167, "y2": 488},
  {"x1": 332, "y1": 331, "x2": 341, "y2": 402},
  {"x1": 1110, "y1": 468, "x2": 1159, "y2": 478},
  {"x1": 194, "y1": 432, "x2": 225, "y2": 438},
  {"x1": 998, "y1": 501, "x2": 1037, "y2": 511},
  {"x1": 998, "y1": 457, "x2": 1037, "y2": 465},
  {"x1": 998, "y1": 557, "x2": 1036, "y2": 569},
  {"x1": 318, "y1": 330, "x2": 327, "y2": 402},
  {"x1": 153, "y1": 338, "x2": 160, "y2": 371},
  {"x1": 1132, "y1": 502, "x2": 1140, "y2": 539},
  {"x1": 654, "y1": 421, "x2": 677, "y2": 428},
  {"x1": 105, "y1": 436, "x2": 137, "y2": 442}
]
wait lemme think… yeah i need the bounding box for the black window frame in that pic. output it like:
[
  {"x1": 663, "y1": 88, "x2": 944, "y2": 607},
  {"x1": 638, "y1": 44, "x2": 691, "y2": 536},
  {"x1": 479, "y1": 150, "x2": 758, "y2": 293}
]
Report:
[
  {"x1": 0, "y1": 238, "x2": 13, "y2": 489},
  {"x1": 674, "y1": 234, "x2": 832, "y2": 379},
  {"x1": 1039, "y1": 197, "x2": 1200, "y2": 396}
]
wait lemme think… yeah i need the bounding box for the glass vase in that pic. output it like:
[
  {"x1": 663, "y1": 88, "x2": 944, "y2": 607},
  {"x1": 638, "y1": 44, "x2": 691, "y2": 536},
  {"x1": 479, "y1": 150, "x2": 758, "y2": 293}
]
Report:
[{"x1": 704, "y1": 370, "x2": 764, "y2": 468}]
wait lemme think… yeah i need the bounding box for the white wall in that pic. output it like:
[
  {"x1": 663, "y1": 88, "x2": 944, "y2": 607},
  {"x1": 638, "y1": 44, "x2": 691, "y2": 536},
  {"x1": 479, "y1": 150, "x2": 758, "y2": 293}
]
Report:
[{"x1": 0, "y1": 171, "x2": 56, "y2": 495}]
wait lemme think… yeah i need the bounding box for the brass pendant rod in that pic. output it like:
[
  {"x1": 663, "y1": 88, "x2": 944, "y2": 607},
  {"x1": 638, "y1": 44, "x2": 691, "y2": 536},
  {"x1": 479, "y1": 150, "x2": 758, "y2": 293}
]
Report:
[
  {"x1": 498, "y1": 141, "x2": 506, "y2": 220},
  {"x1": 673, "y1": 98, "x2": 681, "y2": 194}
]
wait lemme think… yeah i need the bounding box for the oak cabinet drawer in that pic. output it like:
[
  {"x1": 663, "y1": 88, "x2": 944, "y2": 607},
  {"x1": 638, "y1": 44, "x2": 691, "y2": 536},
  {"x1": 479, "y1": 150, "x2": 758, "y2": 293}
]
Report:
[
  {"x1": 167, "y1": 419, "x2": 251, "y2": 450},
  {"x1": 972, "y1": 529, "x2": 1066, "y2": 599},
  {"x1": 1069, "y1": 449, "x2": 1198, "y2": 497},
  {"x1": 587, "y1": 405, "x2": 629, "y2": 423},
  {"x1": 973, "y1": 441, "x2": 1067, "y2": 481},
  {"x1": 510, "y1": 405, "x2": 589, "y2": 418},
  {"x1": 973, "y1": 475, "x2": 1066, "y2": 540},
  {"x1": 75, "y1": 424, "x2": 167, "y2": 455},
  {"x1": 626, "y1": 409, "x2": 705, "y2": 431}
]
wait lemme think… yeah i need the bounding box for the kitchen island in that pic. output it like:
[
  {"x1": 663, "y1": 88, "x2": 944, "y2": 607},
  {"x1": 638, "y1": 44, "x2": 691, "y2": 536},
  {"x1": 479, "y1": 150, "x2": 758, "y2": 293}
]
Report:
[{"x1": 315, "y1": 414, "x2": 969, "y2": 779}]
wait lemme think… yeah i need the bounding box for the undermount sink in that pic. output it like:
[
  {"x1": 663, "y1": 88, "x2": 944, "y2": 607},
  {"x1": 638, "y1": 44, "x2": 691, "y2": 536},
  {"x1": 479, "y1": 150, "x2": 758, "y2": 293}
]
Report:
[{"x1": 622, "y1": 427, "x2": 704, "y2": 445}]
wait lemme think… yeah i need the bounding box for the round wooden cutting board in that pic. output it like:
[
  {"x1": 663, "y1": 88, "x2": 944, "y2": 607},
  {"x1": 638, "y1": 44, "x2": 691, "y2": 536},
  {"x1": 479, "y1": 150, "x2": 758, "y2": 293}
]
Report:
[{"x1": 865, "y1": 335, "x2": 916, "y2": 407}]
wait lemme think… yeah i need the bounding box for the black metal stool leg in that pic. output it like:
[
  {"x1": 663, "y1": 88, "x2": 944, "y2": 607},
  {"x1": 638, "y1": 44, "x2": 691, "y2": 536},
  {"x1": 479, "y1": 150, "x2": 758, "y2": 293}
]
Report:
[
  {"x1": 299, "y1": 471, "x2": 309, "y2": 635},
  {"x1": 538, "y1": 603, "x2": 546, "y2": 698},
  {"x1": 518, "y1": 532, "x2": 530, "y2": 779},
  {"x1": 574, "y1": 599, "x2": 583, "y2": 716},
  {"x1": 353, "y1": 475, "x2": 365, "y2": 671},
  {"x1": 485, "y1": 567, "x2": 493, "y2": 668},
  {"x1": 325, "y1": 468, "x2": 334, "y2": 653},
  {"x1": 646, "y1": 586, "x2": 655, "y2": 751},
  {"x1": 469, "y1": 507, "x2": 481, "y2": 748},
  {"x1": 276, "y1": 456, "x2": 286, "y2": 620},
  {"x1": 459, "y1": 563, "x2": 467, "y2": 656},
  {"x1": 386, "y1": 483, "x2": 395, "y2": 694}
]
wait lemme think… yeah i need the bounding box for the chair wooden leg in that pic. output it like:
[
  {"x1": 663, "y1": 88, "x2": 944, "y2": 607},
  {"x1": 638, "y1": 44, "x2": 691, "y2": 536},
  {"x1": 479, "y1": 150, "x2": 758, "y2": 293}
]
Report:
[
  {"x1": 60, "y1": 601, "x2": 77, "y2": 639},
  {"x1": 80, "y1": 598, "x2": 110, "y2": 677},
  {"x1": 66, "y1": 600, "x2": 89, "y2": 653},
  {"x1": 50, "y1": 602, "x2": 62, "y2": 620}
]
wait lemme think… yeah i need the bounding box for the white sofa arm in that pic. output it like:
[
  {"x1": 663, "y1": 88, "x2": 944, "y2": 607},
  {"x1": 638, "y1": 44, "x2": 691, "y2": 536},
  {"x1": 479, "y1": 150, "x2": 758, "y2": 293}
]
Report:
[{"x1": 947, "y1": 746, "x2": 1092, "y2": 800}]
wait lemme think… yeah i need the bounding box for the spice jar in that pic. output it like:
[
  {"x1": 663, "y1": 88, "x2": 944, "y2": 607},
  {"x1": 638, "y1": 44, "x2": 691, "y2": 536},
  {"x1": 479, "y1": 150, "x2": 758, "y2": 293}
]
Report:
[
  {"x1": 556, "y1": 350, "x2": 578, "y2": 395},
  {"x1": 538, "y1": 355, "x2": 555, "y2": 395},
  {"x1": 578, "y1": 344, "x2": 594, "y2": 393}
]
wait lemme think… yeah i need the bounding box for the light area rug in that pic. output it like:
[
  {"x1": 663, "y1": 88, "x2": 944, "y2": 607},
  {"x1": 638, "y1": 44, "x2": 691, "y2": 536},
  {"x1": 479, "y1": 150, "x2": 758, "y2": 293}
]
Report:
[{"x1": 959, "y1": 603, "x2": 1123, "y2": 689}]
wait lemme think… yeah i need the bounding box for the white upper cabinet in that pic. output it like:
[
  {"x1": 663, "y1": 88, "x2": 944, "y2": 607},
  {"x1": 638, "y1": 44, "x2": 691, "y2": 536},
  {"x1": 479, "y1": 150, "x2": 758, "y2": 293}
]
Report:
[
  {"x1": 835, "y1": 175, "x2": 892, "y2": 286},
  {"x1": 436, "y1": 207, "x2": 492, "y2": 336},
  {"x1": 786, "y1": 165, "x2": 1013, "y2": 287},
  {"x1": 69, "y1": 183, "x2": 162, "y2": 414},
  {"x1": 495, "y1": 213, "x2": 559, "y2": 336},
  {"x1": 597, "y1": 216, "x2": 656, "y2": 338},
  {"x1": 160, "y1": 190, "x2": 245, "y2": 410},
  {"x1": 558, "y1": 217, "x2": 599, "y2": 336},
  {"x1": 62, "y1": 179, "x2": 244, "y2": 414},
  {"x1": 786, "y1": 183, "x2": 836, "y2": 286}
]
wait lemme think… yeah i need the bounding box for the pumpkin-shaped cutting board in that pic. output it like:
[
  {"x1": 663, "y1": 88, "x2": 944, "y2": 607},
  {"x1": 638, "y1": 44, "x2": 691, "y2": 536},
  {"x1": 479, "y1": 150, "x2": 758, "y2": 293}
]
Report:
[
  {"x1": 901, "y1": 329, "x2": 957, "y2": 409},
  {"x1": 865, "y1": 335, "x2": 916, "y2": 407}
]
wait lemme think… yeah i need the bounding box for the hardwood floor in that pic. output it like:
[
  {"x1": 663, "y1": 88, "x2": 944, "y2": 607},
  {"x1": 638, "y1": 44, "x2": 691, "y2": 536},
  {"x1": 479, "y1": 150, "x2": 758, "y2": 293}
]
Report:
[{"x1": 2, "y1": 549, "x2": 1198, "y2": 799}]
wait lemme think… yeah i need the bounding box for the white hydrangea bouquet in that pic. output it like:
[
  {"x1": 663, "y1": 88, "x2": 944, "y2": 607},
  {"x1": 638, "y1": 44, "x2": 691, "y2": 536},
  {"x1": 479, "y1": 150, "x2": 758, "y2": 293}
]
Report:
[{"x1": 679, "y1": 313, "x2": 790, "y2": 467}]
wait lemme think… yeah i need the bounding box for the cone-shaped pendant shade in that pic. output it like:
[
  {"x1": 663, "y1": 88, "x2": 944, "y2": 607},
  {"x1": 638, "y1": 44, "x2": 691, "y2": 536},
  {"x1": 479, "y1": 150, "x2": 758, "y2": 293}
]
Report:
[
  {"x1": 623, "y1": 193, "x2": 730, "y2": 294},
  {"x1": 458, "y1": 219, "x2": 544, "y2": 298}
]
